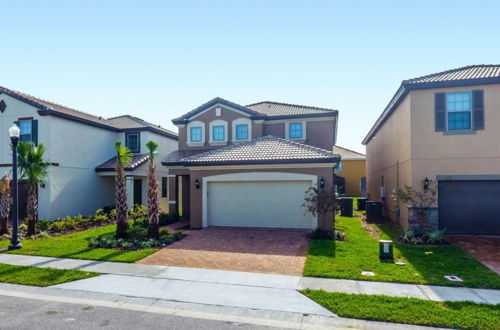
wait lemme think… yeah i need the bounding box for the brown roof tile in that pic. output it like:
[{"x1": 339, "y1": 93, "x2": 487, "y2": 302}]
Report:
[{"x1": 333, "y1": 145, "x2": 365, "y2": 160}]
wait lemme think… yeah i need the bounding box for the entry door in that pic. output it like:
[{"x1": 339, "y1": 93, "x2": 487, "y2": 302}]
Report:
[
  {"x1": 133, "y1": 179, "x2": 142, "y2": 205},
  {"x1": 207, "y1": 180, "x2": 314, "y2": 229}
]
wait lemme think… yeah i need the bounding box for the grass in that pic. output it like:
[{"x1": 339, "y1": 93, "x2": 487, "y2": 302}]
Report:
[
  {"x1": 0, "y1": 263, "x2": 98, "y2": 287},
  {"x1": 302, "y1": 290, "x2": 500, "y2": 330},
  {"x1": 0, "y1": 225, "x2": 158, "y2": 263},
  {"x1": 304, "y1": 215, "x2": 500, "y2": 288}
]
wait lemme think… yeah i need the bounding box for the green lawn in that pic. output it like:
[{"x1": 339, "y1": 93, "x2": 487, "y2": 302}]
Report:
[
  {"x1": 0, "y1": 263, "x2": 98, "y2": 287},
  {"x1": 0, "y1": 225, "x2": 158, "y2": 263},
  {"x1": 304, "y1": 216, "x2": 500, "y2": 288},
  {"x1": 302, "y1": 290, "x2": 500, "y2": 330}
]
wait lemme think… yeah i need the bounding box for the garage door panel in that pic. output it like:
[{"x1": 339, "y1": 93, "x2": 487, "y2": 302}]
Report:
[
  {"x1": 439, "y1": 180, "x2": 500, "y2": 235},
  {"x1": 207, "y1": 180, "x2": 313, "y2": 229}
]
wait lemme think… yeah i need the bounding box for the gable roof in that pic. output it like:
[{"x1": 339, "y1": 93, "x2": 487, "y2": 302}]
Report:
[
  {"x1": 107, "y1": 115, "x2": 177, "y2": 138},
  {"x1": 246, "y1": 101, "x2": 338, "y2": 119},
  {"x1": 0, "y1": 86, "x2": 177, "y2": 140},
  {"x1": 162, "y1": 135, "x2": 340, "y2": 166},
  {"x1": 362, "y1": 65, "x2": 500, "y2": 145},
  {"x1": 333, "y1": 145, "x2": 365, "y2": 160},
  {"x1": 172, "y1": 97, "x2": 338, "y2": 124}
]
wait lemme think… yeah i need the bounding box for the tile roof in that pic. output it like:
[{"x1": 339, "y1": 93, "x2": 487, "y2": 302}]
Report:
[
  {"x1": 333, "y1": 145, "x2": 365, "y2": 160},
  {"x1": 162, "y1": 136, "x2": 340, "y2": 166},
  {"x1": 95, "y1": 153, "x2": 150, "y2": 172},
  {"x1": 246, "y1": 101, "x2": 338, "y2": 119},
  {"x1": 0, "y1": 86, "x2": 177, "y2": 139},
  {"x1": 172, "y1": 97, "x2": 338, "y2": 124},
  {"x1": 403, "y1": 65, "x2": 500, "y2": 85},
  {"x1": 363, "y1": 65, "x2": 500, "y2": 145}
]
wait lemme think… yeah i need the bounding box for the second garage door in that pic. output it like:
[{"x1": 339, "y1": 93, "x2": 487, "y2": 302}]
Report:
[
  {"x1": 207, "y1": 180, "x2": 314, "y2": 229},
  {"x1": 438, "y1": 180, "x2": 500, "y2": 235}
]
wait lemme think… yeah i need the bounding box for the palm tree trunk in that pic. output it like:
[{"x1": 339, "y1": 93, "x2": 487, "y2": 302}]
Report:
[
  {"x1": 147, "y1": 162, "x2": 160, "y2": 239},
  {"x1": 0, "y1": 191, "x2": 10, "y2": 235},
  {"x1": 26, "y1": 184, "x2": 37, "y2": 236},
  {"x1": 115, "y1": 165, "x2": 128, "y2": 238}
]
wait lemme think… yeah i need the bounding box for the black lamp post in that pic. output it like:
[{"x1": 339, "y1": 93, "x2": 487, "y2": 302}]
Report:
[{"x1": 8, "y1": 123, "x2": 22, "y2": 250}]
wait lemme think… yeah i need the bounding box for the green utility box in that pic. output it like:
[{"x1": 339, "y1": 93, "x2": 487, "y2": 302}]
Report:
[{"x1": 379, "y1": 240, "x2": 393, "y2": 259}]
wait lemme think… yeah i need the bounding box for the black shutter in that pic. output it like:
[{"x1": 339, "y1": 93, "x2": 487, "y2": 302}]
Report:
[
  {"x1": 472, "y1": 90, "x2": 484, "y2": 130},
  {"x1": 32, "y1": 120, "x2": 38, "y2": 145},
  {"x1": 435, "y1": 93, "x2": 446, "y2": 132}
]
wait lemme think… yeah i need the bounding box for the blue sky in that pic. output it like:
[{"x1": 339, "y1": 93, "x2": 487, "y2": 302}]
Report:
[{"x1": 1, "y1": 0, "x2": 499, "y2": 152}]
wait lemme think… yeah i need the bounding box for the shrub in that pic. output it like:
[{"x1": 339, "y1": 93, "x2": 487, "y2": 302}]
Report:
[
  {"x1": 129, "y1": 204, "x2": 148, "y2": 220},
  {"x1": 159, "y1": 228, "x2": 169, "y2": 237},
  {"x1": 36, "y1": 219, "x2": 51, "y2": 232},
  {"x1": 159, "y1": 212, "x2": 179, "y2": 226},
  {"x1": 425, "y1": 228, "x2": 446, "y2": 244}
]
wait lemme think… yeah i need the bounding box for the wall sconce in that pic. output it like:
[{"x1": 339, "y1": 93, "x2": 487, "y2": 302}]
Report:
[
  {"x1": 320, "y1": 177, "x2": 325, "y2": 189},
  {"x1": 423, "y1": 177, "x2": 430, "y2": 190},
  {"x1": 194, "y1": 179, "x2": 200, "y2": 189}
]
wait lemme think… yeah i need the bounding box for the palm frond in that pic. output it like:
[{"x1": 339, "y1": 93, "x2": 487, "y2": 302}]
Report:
[
  {"x1": 145, "y1": 140, "x2": 159, "y2": 161},
  {"x1": 114, "y1": 141, "x2": 132, "y2": 166},
  {"x1": 17, "y1": 142, "x2": 51, "y2": 185}
]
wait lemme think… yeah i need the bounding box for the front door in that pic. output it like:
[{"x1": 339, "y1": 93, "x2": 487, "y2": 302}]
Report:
[{"x1": 133, "y1": 179, "x2": 142, "y2": 206}]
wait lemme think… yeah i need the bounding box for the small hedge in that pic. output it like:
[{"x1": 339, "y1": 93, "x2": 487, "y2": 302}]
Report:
[{"x1": 89, "y1": 218, "x2": 184, "y2": 250}]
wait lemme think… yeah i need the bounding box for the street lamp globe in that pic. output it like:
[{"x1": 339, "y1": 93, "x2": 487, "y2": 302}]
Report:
[{"x1": 9, "y1": 124, "x2": 20, "y2": 138}]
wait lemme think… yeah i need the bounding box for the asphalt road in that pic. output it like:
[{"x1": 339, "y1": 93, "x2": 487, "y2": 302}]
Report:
[{"x1": 0, "y1": 295, "x2": 279, "y2": 330}]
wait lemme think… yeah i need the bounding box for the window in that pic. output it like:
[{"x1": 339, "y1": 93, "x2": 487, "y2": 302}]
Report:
[
  {"x1": 289, "y1": 122, "x2": 303, "y2": 138},
  {"x1": 335, "y1": 161, "x2": 342, "y2": 172},
  {"x1": 212, "y1": 125, "x2": 225, "y2": 141},
  {"x1": 235, "y1": 124, "x2": 248, "y2": 140},
  {"x1": 190, "y1": 127, "x2": 202, "y2": 142},
  {"x1": 447, "y1": 92, "x2": 472, "y2": 130},
  {"x1": 19, "y1": 120, "x2": 32, "y2": 142},
  {"x1": 161, "y1": 177, "x2": 168, "y2": 198},
  {"x1": 126, "y1": 133, "x2": 140, "y2": 153}
]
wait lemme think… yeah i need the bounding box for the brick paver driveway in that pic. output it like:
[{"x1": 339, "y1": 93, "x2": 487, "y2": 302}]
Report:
[
  {"x1": 136, "y1": 227, "x2": 310, "y2": 275},
  {"x1": 449, "y1": 235, "x2": 500, "y2": 275}
]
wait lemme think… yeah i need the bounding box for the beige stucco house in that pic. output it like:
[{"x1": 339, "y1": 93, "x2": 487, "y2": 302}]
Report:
[
  {"x1": 163, "y1": 98, "x2": 340, "y2": 230},
  {"x1": 363, "y1": 65, "x2": 500, "y2": 235}
]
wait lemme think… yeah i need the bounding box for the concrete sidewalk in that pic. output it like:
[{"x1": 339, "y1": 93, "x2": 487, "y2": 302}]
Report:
[{"x1": 0, "y1": 254, "x2": 499, "y2": 304}]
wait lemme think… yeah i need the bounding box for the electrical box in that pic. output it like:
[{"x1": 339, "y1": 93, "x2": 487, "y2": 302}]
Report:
[
  {"x1": 380, "y1": 186, "x2": 386, "y2": 198},
  {"x1": 379, "y1": 240, "x2": 393, "y2": 259}
]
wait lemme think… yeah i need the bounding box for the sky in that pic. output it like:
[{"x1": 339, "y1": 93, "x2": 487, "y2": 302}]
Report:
[{"x1": 1, "y1": 0, "x2": 499, "y2": 153}]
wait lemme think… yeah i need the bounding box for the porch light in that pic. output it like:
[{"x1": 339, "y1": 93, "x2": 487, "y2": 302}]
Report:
[
  {"x1": 194, "y1": 179, "x2": 200, "y2": 189},
  {"x1": 423, "y1": 177, "x2": 430, "y2": 190},
  {"x1": 320, "y1": 177, "x2": 325, "y2": 189}
]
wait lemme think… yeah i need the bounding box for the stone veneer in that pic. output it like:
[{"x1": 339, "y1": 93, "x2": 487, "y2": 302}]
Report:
[{"x1": 408, "y1": 206, "x2": 438, "y2": 233}]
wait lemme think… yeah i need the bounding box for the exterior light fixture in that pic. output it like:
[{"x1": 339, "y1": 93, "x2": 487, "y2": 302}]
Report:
[
  {"x1": 8, "y1": 123, "x2": 22, "y2": 250},
  {"x1": 194, "y1": 179, "x2": 200, "y2": 189},
  {"x1": 320, "y1": 177, "x2": 325, "y2": 189},
  {"x1": 9, "y1": 123, "x2": 20, "y2": 138},
  {"x1": 423, "y1": 177, "x2": 430, "y2": 190}
]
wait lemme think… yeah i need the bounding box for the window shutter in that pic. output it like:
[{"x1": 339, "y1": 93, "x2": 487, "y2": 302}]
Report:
[
  {"x1": 472, "y1": 90, "x2": 484, "y2": 130},
  {"x1": 31, "y1": 120, "x2": 38, "y2": 145},
  {"x1": 434, "y1": 93, "x2": 446, "y2": 132}
]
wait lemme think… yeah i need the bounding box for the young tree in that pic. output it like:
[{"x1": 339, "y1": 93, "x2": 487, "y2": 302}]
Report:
[
  {"x1": 303, "y1": 183, "x2": 336, "y2": 236},
  {"x1": 145, "y1": 141, "x2": 160, "y2": 239},
  {"x1": 17, "y1": 142, "x2": 51, "y2": 236},
  {"x1": 114, "y1": 141, "x2": 132, "y2": 238},
  {"x1": 0, "y1": 174, "x2": 11, "y2": 235}
]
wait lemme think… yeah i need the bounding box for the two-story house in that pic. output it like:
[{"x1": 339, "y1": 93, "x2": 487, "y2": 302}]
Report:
[
  {"x1": 163, "y1": 97, "x2": 340, "y2": 229},
  {"x1": 0, "y1": 86, "x2": 178, "y2": 220},
  {"x1": 363, "y1": 65, "x2": 500, "y2": 235}
]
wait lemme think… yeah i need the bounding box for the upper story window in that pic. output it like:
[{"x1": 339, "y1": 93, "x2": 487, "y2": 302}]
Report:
[
  {"x1": 126, "y1": 132, "x2": 140, "y2": 153},
  {"x1": 289, "y1": 122, "x2": 303, "y2": 138},
  {"x1": 447, "y1": 92, "x2": 472, "y2": 130},
  {"x1": 212, "y1": 126, "x2": 225, "y2": 141},
  {"x1": 190, "y1": 127, "x2": 202, "y2": 142},
  {"x1": 235, "y1": 124, "x2": 248, "y2": 140},
  {"x1": 19, "y1": 120, "x2": 33, "y2": 142}
]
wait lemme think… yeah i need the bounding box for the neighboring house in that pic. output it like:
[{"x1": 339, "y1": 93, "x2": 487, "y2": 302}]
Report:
[
  {"x1": 0, "y1": 86, "x2": 178, "y2": 220},
  {"x1": 163, "y1": 98, "x2": 340, "y2": 229},
  {"x1": 362, "y1": 65, "x2": 500, "y2": 235},
  {"x1": 333, "y1": 145, "x2": 366, "y2": 196}
]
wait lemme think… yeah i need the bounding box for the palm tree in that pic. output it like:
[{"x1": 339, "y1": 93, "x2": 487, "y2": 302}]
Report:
[
  {"x1": 17, "y1": 142, "x2": 51, "y2": 236},
  {"x1": 145, "y1": 141, "x2": 160, "y2": 239},
  {"x1": 0, "y1": 174, "x2": 11, "y2": 235},
  {"x1": 114, "y1": 141, "x2": 132, "y2": 238}
]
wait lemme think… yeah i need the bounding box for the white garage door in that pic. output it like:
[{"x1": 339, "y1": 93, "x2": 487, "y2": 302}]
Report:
[{"x1": 207, "y1": 180, "x2": 314, "y2": 229}]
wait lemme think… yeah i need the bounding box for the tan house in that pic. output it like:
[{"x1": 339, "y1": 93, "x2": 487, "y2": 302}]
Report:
[
  {"x1": 363, "y1": 65, "x2": 500, "y2": 235},
  {"x1": 333, "y1": 145, "x2": 366, "y2": 196},
  {"x1": 163, "y1": 98, "x2": 340, "y2": 230}
]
